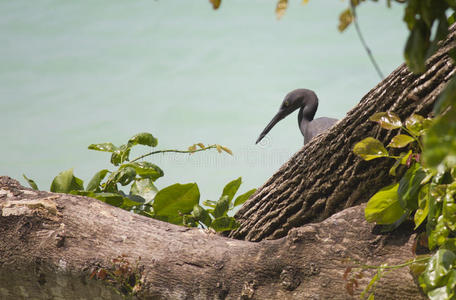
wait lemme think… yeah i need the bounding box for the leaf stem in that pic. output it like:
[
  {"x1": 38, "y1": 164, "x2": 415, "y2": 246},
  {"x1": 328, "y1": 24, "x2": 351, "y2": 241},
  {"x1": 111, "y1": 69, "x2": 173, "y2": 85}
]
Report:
[
  {"x1": 130, "y1": 145, "x2": 218, "y2": 163},
  {"x1": 401, "y1": 126, "x2": 424, "y2": 151}
]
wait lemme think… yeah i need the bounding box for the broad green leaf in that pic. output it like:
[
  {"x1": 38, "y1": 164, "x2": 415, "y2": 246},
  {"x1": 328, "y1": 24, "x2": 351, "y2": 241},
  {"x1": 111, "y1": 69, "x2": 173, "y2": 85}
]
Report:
[
  {"x1": 88, "y1": 142, "x2": 117, "y2": 152},
  {"x1": 419, "y1": 249, "x2": 456, "y2": 291},
  {"x1": 434, "y1": 76, "x2": 456, "y2": 113},
  {"x1": 110, "y1": 144, "x2": 131, "y2": 166},
  {"x1": 211, "y1": 216, "x2": 239, "y2": 232},
  {"x1": 70, "y1": 191, "x2": 124, "y2": 207},
  {"x1": 365, "y1": 183, "x2": 405, "y2": 224},
  {"x1": 405, "y1": 114, "x2": 426, "y2": 136},
  {"x1": 128, "y1": 132, "x2": 158, "y2": 147},
  {"x1": 370, "y1": 112, "x2": 402, "y2": 130},
  {"x1": 108, "y1": 167, "x2": 136, "y2": 186},
  {"x1": 130, "y1": 178, "x2": 158, "y2": 202},
  {"x1": 86, "y1": 169, "x2": 109, "y2": 192},
  {"x1": 423, "y1": 107, "x2": 456, "y2": 169},
  {"x1": 192, "y1": 204, "x2": 212, "y2": 227},
  {"x1": 222, "y1": 177, "x2": 242, "y2": 203},
  {"x1": 353, "y1": 137, "x2": 389, "y2": 161},
  {"x1": 153, "y1": 183, "x2": 200, "y2": 225},
  {"x1": 398, "y1": 163, "x2": 426, "y2": 210},
  {"x1": 23, "y1": 174, "x2": 38, "y2": 190},
  {"x1": 120, "y1": 197, "x2": 143, "y2": 210},
  {"x1": 121, "y1": 162, "x2": 163, "y2": 181},
  {"x1": 234, "y1": 189, "x2": 256, "y2": 207},
  {"x1": 404, "y1": 19, "x2": 429, "y2": 74},
  {"x1": 414, "y1": 184, "x2": 429, "y2": 229},
  {"x1": 213, "y1": 195, "x2": 230, "y2": 218},
  {"x1": 50, "y1": 169, "x2": 84, "y2": 193},
  {"x1": 387, "y1": 134, "x2": 415, "y2": 148}
]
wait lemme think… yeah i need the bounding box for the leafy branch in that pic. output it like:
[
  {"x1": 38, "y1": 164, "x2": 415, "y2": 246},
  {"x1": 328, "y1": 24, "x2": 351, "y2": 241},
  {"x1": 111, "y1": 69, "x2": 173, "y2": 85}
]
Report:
[{"x1": 24, "y1": 132, "x2": 255, "y2": 233}]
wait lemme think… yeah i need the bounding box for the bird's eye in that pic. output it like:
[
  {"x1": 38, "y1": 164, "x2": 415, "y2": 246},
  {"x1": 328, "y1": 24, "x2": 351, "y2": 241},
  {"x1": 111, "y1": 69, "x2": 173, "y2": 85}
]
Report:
[{"x1": 283, "y1": 101, "x2": 288, "y2": 107}]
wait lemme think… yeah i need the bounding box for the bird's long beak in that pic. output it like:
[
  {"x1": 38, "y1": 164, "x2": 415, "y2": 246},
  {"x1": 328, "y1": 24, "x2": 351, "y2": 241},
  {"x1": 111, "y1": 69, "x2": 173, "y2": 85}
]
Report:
[{"x1": 255, "y1": 109, "x2": 289, "y2": 144}]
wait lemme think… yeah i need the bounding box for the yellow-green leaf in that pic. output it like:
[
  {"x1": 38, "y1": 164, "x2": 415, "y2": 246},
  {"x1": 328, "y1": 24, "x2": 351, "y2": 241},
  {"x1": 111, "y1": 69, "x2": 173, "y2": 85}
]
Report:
[
  {"x1": 365, "y1": 183, "x2": 405, "y2": 224},
  {"x1": 405, "y1": 114, "x2": 426, "y2": 136},
  {"x1": 387, "y1": 134, "x2": 415, "y2": 148},
  {"x1": 197, "y1": 143, "x2": 205, "y2": 149},
  {"x1": 188, "y1": 145, "x2": 197, "y2": 153},
  {"x1": 353, "y1": 137, "x2": 389, "y2": 161},
  {"x1": 276, "y1": 0, "x2": 288, "y2": 20},
  {"x1": 370, "y1": 112, "x2": 402, "y2": 130}
]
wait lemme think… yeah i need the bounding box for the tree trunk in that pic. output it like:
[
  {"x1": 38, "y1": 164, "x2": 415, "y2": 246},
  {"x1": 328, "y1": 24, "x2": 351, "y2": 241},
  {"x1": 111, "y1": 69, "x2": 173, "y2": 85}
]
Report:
[
  {"x1": 2, "y1": 24, "x2": 455, "y2": 300},
  {"x1": 0, "y1": 177, "x2": 424, "y2": 299},
  {"x1": 229, "y1": 27, "x2": 456, "y2": 242}
]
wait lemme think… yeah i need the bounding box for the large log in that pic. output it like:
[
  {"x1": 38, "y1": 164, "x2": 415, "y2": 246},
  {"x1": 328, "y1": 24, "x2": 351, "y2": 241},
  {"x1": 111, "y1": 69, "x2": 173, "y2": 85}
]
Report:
[
  {"x1": 230, "y1": 26, "x2": 456, "y2": 242},
  {"x1": 0, "y1": 177, "x2": 424, "y2": 299}
]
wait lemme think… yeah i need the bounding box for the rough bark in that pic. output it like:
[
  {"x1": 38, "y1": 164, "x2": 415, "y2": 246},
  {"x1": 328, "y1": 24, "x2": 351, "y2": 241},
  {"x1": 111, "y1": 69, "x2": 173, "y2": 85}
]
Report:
[
  {"x1": 230, "y1": 27, "x2": 456, "y2": 242},
  {"x1": 0, "y1": 177, "x2": 425, "y2": 300}
]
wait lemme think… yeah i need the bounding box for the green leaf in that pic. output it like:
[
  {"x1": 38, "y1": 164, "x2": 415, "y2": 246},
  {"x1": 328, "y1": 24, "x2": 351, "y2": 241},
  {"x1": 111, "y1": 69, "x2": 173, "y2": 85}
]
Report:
[
  {"x1": 414, "y1": 184, "x2": 429, "y2": 229},
  {"x1": 88, "y1": 142, "x2": 117, "y2": 152},
  {"x1": 202, "y1": 200, "x2": 217, "y2": 208},
  {"x1": 22, "y1": 174, "x2": 38, "y2": 190},
  {"x1": 404, "y1": 19, "x2": 429, "y2": 74},
  {"x1": 121, "y1": 162, "x2": 164, "y2": 181},
  {"x1": 370, "y1": 112, "x2": 402, "y2": 130},
  {"x1": 213, "y1": 195, "x2": 230, "y2": 218},
  {"x1": 423, "y1": 107, "x2": 456, "y2": 169},
  {"x1": 86, "y1": 169, "x2": 109, "y2": 192},
  {"x1": 365, "y1": 183, "x2": 405, "y2": 224},
  {"x1": 130, "y1": 178, "x2": 158, "y2": 202},
  {"x1": 389, "y1": 150, "x2": 412, "y2": 176},
  {"x1": 387, "y1": 134, "x2": 415, "y2": 148},
  {"x1": 222, "y1": 177, "x2": 242, "y2": 203},
  {"x1": 128, "y1": 132, "x2": 158, "y2": 147},
  {"x1": 50, "y1": 169, "x2": 84, "y2": 193},
  {"x1": 93, "y1": 192, "x2": 124, "y2": 207},
  {"x1": 107, "y1": 167, "x2": 136, "y2": 186},
  {"x1": 405, "y1": 114, "x2": 426, "y2": 136},
  {"x1": 419, "y1": 249, "x2": 456, "y2": 291},
  {"x1": 192, "y1": 204, "x2": 212, "y2": 227},
  {"x1": 353, "y1": 137, "x2": 389, "y2": 161},
  {"x1": 434, "y1": 76, "x2": 456, "y2": 113},
  {"x1": 398, "y1": 163, "x2": 426, "y2": 210},
  {"x1": 110, "y1": 144, "x2": 131, "y2": 166},
  {"x1": 153, "y1": 183, "x2": 200, "y2": 225},
  {"x1": 211, "y1": 216, "x2": 239, "y2": 232},
  {"x1": 234, "y1": 189, "x2": 256, "y2": 207}
]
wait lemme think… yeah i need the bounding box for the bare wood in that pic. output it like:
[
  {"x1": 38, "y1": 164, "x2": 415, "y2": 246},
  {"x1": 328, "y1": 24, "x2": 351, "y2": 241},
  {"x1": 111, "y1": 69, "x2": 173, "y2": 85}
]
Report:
[
  {"x1": 229, "y1": 28, "x2": 456, "y2": 242},
  {"x1": 0, "y1": 177, "x2": 424, "y2": 299}
]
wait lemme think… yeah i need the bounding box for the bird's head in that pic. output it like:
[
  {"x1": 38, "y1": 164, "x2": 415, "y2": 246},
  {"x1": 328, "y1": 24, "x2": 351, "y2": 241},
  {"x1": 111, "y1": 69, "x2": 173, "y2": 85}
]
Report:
[{"x1": 255, "y1": 89, "x2": 318, "y2": 144}]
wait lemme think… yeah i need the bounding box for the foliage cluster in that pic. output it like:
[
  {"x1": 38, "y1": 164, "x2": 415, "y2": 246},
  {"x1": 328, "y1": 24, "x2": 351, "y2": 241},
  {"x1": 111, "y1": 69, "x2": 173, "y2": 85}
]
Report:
[
  {"x1": 353, "y1": 92, "x2": 456, "y2": 299},
  {"x1": 24, "y1": 133, "x2": 255, "y2": 233}
]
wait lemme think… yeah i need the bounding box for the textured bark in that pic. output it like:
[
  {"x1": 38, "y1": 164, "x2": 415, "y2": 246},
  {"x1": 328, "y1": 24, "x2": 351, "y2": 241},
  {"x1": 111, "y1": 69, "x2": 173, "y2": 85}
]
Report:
[
  {"x1": 229, "y1": 28, "x2": 456, "y2": 242},
  {"x1": 0, "y1": 177, "x2": 425, "y2": 300}
]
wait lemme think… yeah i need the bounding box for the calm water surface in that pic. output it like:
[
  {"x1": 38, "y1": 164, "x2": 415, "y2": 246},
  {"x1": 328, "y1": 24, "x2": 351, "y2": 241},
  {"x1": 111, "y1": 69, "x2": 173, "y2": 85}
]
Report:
[{"x1": 0, "y1": 0, "x2": 407, "y2": 200}]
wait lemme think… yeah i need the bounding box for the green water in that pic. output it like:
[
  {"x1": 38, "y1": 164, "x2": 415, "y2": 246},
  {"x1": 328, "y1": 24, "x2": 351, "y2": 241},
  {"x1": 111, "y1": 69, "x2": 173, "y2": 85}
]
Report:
[{"x1": 1, "y1": 0, "x2": 407, "y2": 200}]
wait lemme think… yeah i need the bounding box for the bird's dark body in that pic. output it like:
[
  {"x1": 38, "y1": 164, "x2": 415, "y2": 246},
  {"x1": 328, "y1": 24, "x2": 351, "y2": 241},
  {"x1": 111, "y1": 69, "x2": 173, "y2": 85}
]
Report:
[{"x1": 256, "y1": 89, "x2": 338, "y2": 145}]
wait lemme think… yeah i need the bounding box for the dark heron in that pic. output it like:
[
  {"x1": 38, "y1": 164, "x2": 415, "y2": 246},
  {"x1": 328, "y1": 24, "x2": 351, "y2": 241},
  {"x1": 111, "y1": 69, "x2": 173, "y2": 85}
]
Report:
[{"x1": 256, "y1": 89, "x2": 338, "y2": 145}]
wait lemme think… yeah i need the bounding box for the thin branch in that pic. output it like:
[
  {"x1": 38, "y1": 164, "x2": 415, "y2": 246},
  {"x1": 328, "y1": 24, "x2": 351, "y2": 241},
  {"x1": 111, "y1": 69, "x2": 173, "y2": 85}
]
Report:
[
  {"x1": 351, "y1": 4, "x2": 385, "y2": 80},
  {"x1": 130, "y1": 145, "x2": 218, "y2": 163}
]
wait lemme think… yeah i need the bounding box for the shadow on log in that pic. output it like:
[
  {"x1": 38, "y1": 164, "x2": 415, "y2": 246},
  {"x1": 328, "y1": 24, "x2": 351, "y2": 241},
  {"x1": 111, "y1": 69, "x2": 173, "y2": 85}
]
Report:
[{"x1": 0, "y1": 177, "x2": 424, "y2": 299}]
